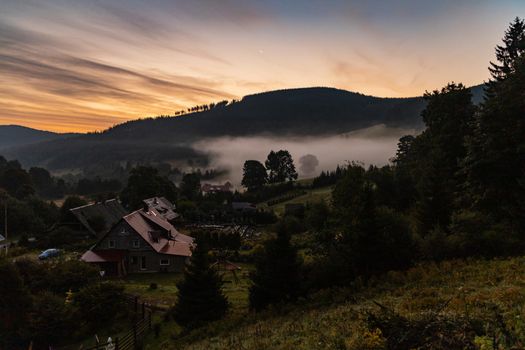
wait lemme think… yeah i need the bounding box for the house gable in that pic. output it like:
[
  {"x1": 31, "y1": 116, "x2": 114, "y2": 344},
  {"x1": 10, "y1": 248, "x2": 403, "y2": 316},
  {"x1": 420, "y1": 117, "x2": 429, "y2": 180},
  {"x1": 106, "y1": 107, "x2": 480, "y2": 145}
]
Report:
[{"x1": 95, "y1": 220, "x2": 153, "y2": 252}]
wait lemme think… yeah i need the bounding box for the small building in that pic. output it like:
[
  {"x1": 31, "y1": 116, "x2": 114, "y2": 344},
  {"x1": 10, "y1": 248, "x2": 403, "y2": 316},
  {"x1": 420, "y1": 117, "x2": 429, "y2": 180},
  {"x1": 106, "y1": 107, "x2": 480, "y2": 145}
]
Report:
[
  {"x1": 70, "y1": 199, "x2": 128, "y2": 236},
  {"x1": 143, "y1": 197, "x2": 179, "y2": 222},
  {"x1": 232, "y1": 202, "x2": 256, "y2": 213},
  {"x1": 201, "y1": 182, "x2": 233, "y2": 195},
  {"x1": 81, "y1": 208, "x2": 193, "y2": 276}
]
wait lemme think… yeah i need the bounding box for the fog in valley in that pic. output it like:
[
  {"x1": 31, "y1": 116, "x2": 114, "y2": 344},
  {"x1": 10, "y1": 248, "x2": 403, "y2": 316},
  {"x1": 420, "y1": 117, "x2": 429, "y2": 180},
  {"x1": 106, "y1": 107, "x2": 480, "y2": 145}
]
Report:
[{"x1": 194, "y1": 124, "x2": 419, "y2": 186}]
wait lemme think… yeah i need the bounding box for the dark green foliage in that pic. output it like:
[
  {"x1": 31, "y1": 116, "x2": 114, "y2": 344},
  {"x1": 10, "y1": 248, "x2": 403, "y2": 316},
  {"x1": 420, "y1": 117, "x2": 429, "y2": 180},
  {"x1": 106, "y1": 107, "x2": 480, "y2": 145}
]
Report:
[
  {"x1": 172, "y1": 237, "x2": 228, "y2": 328},
  {"x1": 0, "y1": 259, "x2": 32, "y2": 349},
  {"x1": 28, "y1": 292, "x2": 73, "y2": 349},
  {"x1": 180, "y1": 173, "x2": 201, "y2": 200},
  {"x1": 120, "y1": 166, "x2": 178, "y2": 209},
  {"x1": 73, "y1": 282, "x2": 127, "y2": 330},
  {"x1": 14, "y1": 258, "x2": 51, "y2": 293},
  {"x1": 0, "y1": 191, "x2": 51, "y2": 237},
  {"x1": 365, "y1": 306, "x2": 478, "y2": 350},
  {"x1": 265, "y1": 150, "x2": 298, "y2": 183},
  {"x1": 75, "y1": 177, "x2": 122, "y2": 196},
  {"x1": 249, "y1": 228, "x2": 301, "y2": 311},
  {"x1": 304, "y1": 201, "x2": 329, "y2": 231},
  {"x1": 277, "y1": 215, "x2": 306, "y2": 235},
  {"x1": 488, "y1": 17, "x2": 525, "y2": 83},
  {"x1": 463, "y1": 19, "x2": 525, "y2": 232},
  {"x1": 59, "y1": 195, "x2": 88, "y2": 222},
  {"x1": 241, "y1": 160, "x2": 267, "y2": 191},
  {"x1": 0, "y1": 166, "x2": 35, "y2": 199},
  {"x1": 47, "y1": 259, "x2": 99, "y2": 294},
  {"x1": 311, "y1": 165, "x2": 345, "y2": 188}
]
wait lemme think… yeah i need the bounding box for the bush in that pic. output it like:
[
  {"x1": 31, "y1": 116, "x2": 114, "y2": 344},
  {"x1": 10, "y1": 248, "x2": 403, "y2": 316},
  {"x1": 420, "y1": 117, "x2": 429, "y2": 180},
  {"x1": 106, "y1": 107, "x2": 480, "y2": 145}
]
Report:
[
  {"x1": 28, "y1": 292, "x2": 73, "y2": 349},
  {"x1": 48, "y1": 259, "x2": 99, "y2": 294},
  {"x1": 73, "y1": 282, "x2": 128, "y2": 330}
]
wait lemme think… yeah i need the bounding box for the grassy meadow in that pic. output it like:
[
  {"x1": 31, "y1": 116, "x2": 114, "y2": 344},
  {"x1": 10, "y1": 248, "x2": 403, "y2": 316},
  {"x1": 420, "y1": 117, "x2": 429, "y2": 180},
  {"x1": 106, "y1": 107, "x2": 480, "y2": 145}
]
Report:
[{"x1": 141, "y1": 257, "x2": 525, "y2": 349}]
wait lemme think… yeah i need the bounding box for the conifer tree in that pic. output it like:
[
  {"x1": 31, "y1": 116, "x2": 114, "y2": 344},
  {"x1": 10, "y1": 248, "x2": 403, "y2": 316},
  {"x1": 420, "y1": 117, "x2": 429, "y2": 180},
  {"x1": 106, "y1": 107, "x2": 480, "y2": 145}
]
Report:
[
  {"x1": 488, "y1": 17, "x2": 525, "y2": 84},
  {"x1": 464, "y1": 17, "x2": 525, "y2": 230},
  {"x1": 172, "y1": 237, "x2": 228, "y2": 328},
  {"x1": 249, "y1": 225, "x2": 301, "y2": 311}
]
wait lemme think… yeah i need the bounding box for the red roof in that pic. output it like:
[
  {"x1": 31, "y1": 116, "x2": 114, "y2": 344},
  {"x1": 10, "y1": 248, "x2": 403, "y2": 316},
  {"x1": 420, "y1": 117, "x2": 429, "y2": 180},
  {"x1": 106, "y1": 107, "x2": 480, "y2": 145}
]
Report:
[
  {"x1": 123, "y1": 209, "x2": 193, "y2": 257},
  {"x1": 81, "y1": 249, "x2": 127, "y2": 263}
]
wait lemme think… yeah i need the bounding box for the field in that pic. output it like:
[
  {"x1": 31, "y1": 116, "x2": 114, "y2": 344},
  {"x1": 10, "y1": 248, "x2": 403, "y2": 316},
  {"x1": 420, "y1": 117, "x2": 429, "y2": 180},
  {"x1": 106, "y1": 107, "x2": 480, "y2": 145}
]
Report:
[
  {"x1": 142, "y1": 257, "x2": 525, "y2": 349},
  {"x1": 260, "y1": 185, "x2": 333, "y2": 216},
  {"x1": 121, "y1": 263, "x2": 254, "y2": 312}
]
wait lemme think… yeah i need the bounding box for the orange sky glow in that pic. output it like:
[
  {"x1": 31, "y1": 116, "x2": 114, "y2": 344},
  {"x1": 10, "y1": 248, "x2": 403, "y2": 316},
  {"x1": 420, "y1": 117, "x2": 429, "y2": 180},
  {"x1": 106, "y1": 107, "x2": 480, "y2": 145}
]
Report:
[{"x1": 1, "y1": 0, "x2": 524, "y2": 132}]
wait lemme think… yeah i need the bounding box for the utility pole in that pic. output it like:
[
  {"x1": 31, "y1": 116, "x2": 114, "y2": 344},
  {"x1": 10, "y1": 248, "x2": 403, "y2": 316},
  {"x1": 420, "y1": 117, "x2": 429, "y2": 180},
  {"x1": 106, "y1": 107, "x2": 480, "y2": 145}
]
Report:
[{"x1": 4, "y1": 202, "x2": 7, "y2": 241}]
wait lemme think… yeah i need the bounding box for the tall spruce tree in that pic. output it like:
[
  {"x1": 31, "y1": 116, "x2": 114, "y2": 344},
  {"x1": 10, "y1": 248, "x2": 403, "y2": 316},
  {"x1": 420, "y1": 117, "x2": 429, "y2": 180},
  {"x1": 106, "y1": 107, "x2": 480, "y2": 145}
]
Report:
[
  {"x1": 172, "y1": 237, "x2": 228, "y2": 328},
  {"x1": 410, "y1": 83, "x2": 475, "y2": 234},
  {"x1": 464, "y1": 17, "x2": 525, "y2": 230},
  {"x1": 249, "y1": 226, "x2": 301, "y2": 311},
  {"x1": 488, "y1": 17, "x2": 525, "y2": 84}
]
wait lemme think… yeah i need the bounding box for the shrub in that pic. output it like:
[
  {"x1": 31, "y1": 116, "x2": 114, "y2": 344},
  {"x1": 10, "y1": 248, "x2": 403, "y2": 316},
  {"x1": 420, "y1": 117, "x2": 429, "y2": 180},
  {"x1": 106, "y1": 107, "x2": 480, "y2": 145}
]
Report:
[
  {"x1": 28, "y1": 292, "x2": 73, "y2": 349},
  {"x1": 73, "y1": 282, "x2": 128, "y2": 330},
  {"x1": 48, "y1": 259, "x2": 99, "y2": 294}
]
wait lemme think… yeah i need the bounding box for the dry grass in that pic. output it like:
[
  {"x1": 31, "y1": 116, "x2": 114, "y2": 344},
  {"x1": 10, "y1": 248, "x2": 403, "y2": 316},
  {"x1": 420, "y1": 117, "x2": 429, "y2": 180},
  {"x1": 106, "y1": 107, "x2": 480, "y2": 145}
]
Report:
[{"x1": 145, "y1": 257, "x2": 525, "y2": 350}]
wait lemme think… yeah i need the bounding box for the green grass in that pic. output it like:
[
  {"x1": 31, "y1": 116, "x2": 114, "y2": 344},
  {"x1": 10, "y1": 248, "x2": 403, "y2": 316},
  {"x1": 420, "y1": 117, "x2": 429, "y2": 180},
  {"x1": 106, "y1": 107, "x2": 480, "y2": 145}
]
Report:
[
  {"x1": 144, "y1": 256, "x2": 525, "y2": 349},
  {"x1": 260, "y1": 186, "x2": 333, "y2": 216},
  {"x1": 120, "y1": 263, "x2": 254, "y2": 311}
]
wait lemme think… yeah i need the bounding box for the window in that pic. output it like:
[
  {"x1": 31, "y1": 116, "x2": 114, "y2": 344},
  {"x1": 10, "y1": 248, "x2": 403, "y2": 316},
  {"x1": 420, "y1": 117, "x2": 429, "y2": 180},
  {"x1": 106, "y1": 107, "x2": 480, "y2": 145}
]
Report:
[
  {"x1": 131, "y1": 256, "x2": 138, "y2": 265},
  {"x1": 132, "y1": 240, "x2": 140, "y2": 248},
  {"x1": 108, "y1": 240, "x2": 116, "y2": 248},
  {"x1": 140, "y1": 256, "x2": 147, "y2": 270},
  {"x1": 160, "y1": 258, "x2": 170, "y2": 266}
]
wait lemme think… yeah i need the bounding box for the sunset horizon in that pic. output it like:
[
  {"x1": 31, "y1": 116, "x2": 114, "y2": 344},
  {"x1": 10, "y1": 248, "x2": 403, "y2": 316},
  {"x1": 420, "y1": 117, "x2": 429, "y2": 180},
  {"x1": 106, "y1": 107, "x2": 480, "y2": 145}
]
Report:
[{"x1": 1, "y1": 0, "x2": 523, "y2": 132}]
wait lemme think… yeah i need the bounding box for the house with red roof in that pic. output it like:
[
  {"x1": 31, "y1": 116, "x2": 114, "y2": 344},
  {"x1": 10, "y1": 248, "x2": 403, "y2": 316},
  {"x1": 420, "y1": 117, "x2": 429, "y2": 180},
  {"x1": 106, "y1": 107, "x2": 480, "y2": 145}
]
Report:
[{"x1": 81, "y1": 207, "x2": 193, "y2": 276}]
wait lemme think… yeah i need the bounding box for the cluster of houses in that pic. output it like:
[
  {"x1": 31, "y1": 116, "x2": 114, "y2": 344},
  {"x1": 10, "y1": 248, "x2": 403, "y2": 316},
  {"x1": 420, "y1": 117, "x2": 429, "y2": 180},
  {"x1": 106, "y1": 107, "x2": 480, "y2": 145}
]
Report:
[{"x1": 77, "y1": 197, "x2": 194, "y2": 276}]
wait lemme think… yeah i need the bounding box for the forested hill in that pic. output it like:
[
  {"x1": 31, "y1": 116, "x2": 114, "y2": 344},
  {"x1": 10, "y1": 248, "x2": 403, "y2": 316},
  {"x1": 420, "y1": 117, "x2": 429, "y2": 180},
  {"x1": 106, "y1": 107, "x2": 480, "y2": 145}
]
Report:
[
  {"x1": 4, "y1": 85, "x2": 484, "y2": 170},
  {"x1": 0, "y1": 125, "x2": 76, "y2": 150},
  {"x1": 101, "y1": 87, "x2": 427, "y2": 141}
]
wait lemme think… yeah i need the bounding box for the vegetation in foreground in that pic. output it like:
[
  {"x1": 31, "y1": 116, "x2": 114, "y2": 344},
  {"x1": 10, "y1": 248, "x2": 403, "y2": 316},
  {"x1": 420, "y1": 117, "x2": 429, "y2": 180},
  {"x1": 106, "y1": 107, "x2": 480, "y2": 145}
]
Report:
[{"x1": 153, "y1": 257, "x2": 525, "y2": 350}]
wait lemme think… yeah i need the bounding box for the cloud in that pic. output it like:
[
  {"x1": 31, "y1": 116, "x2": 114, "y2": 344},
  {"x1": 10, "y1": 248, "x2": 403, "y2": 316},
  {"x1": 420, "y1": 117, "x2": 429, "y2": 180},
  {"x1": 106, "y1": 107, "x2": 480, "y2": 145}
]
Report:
[{"x1": 0, "y1": 20, "x2": 236, "y2": 132}]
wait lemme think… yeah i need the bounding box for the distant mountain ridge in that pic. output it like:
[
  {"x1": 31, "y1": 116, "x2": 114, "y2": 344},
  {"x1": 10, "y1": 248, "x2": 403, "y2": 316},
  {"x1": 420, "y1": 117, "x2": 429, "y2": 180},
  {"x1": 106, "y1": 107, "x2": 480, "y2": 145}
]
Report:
[
  {"x1": 0, "y1": 125, "x2": 77, "y2": 150},
  {"x1": 2, "y1": 85, "x2": 485, "y2": 171}
]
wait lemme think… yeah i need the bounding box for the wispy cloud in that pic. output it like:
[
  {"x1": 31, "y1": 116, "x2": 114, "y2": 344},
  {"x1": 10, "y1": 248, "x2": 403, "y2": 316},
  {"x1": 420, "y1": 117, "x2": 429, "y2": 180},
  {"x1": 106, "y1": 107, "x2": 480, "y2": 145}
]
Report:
[{"x1": 0, "y1": 0, "x2": 522, "y2": 132}]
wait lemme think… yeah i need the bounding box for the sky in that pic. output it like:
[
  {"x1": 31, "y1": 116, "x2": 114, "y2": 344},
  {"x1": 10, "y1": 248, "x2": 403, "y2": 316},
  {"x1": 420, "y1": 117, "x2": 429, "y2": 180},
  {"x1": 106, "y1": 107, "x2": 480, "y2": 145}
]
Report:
[{"x1": 0, "y1": 0, "x2": 523, "y2": 132}]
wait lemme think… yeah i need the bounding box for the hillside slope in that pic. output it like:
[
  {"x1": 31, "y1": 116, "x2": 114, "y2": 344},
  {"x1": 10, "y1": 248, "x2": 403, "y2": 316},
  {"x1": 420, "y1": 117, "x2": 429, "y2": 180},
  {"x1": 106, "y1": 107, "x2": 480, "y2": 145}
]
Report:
[
  {"x1": 5, "y1": 85, "x2": 485, "y2": 171},
  {"x1": 155, "y1": 257, "x2": 525, "y2": 349},
  {"x1": 0, "y1": 125, "x2": 76, "y2": 150}
]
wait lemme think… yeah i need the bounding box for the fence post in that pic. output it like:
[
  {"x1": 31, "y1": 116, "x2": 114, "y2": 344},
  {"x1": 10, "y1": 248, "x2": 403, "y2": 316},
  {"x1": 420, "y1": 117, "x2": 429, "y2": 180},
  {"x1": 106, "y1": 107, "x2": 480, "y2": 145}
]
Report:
[
  {"x1": 133, "y1": 323, "x2": 137, "y2": 349},
  {"x1": 115, "y1": 337, "x2": 119, "y2": 350},
  {"x1": 141, "y1": 302, "x2": 145, "y2": 319}
]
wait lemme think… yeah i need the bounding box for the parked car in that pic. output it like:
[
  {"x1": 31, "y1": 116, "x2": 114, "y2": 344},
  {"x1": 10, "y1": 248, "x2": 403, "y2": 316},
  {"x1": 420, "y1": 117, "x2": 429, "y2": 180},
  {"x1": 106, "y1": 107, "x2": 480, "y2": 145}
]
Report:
[{"x1": 38, "y1": 248, "x2": 61, "y2": 260}]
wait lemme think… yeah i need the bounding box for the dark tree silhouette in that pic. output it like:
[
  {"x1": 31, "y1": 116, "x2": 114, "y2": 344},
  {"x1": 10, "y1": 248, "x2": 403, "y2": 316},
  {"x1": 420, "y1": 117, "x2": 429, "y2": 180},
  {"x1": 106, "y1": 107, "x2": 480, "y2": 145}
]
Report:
[
  {"x1": 241, "y1": 160, "x2": 268, "y2": 191},
  {"x1": 265, "y1": 150, "x2": 298, "y2": 183},
  {"x1": 172, "y1": 237, "x2": 228, "y2": 328},
  {"x1": 249, "y1": 226, "x2": 301, "y2": 311},
  {"x1": 464, "y1": 17, "x2": 525, "y2": 231},
  {"x1": 120, "y1": 166, "x2": 178, "y2": 209},
  {"x1": 180, "y1": 173, "x2": 201, "y2": 200}
]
